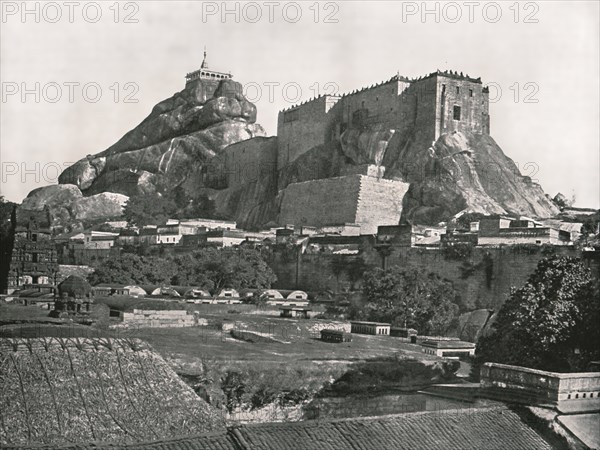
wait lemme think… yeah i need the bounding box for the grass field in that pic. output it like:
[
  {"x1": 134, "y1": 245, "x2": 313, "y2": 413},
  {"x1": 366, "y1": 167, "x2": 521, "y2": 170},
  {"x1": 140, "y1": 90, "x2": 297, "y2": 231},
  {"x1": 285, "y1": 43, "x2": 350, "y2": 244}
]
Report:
[
  {"x1": 134, "y1": 315, "x2": 437, "y2": 365},
  {"x1": 1, "y1": 302, "x2": 467, "y2": 422}
]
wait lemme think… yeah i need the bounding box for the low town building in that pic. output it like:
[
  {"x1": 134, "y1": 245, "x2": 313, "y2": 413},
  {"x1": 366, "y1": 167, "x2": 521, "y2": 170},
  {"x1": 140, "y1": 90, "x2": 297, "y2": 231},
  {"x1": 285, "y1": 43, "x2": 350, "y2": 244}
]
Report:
[
  {"x1": 420, "y1": 339, "x2": 475, "y2": 358},
  {"x1": 350, "y1": 321, "x2": 391, "y2": 335},
  {"x1": 120, "y1": 309, "x2": 198, "y2": 328},
  {"x1": 206, "y1": 229, "x2": 247, "y2": 247},
  {"x1": 478, "y1": 216, "x2": 571, "y2": 246},
  {"x1": 286, "y1": 290, "x2": 309, "y2": 301},
  {"x1": 280, "y1": 306, "x2": 311, "y2": 319},
  {"x1": 321, "y1": 329, "x2": 352, "y2": 343},
  {"x1": 390, "y1": 327, "x2": 418, "y2": 342},
  {"x1": 377, "y1": 224, "x2": 446, "y2": 248}
]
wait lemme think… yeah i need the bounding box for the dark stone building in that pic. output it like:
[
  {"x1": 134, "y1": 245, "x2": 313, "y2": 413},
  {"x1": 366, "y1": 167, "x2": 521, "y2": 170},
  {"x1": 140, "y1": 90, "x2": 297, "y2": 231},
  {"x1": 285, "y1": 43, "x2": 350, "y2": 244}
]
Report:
[{"x1": 7, "y1": 208, "x2": 58, "y2": 293}]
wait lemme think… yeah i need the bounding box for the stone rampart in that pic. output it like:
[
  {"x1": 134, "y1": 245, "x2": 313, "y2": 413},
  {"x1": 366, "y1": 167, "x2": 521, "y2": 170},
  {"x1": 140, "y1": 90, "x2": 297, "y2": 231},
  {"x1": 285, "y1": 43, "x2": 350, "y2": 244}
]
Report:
[
  {"x1": 121, "y1": 309, "x2": 197, "y2": 328},
  {"x1": 480, "y1": 362, "x2": 600, "y2": 413}
]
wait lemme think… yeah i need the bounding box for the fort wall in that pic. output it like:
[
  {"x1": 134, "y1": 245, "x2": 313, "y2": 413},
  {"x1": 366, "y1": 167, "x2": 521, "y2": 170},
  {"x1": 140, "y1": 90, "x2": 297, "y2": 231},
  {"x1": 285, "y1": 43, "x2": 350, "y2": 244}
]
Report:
[
  {"x1": 355, "y1": 176, "x2": 410, "y2": 234},
  {"x1": 411, "y1": 76, "x2": 439, "y2": 144},
  {"x1": 221, "y1": 137, "x2": 278, "y2": 189},
  {"x1": 279, "y1": 175, "x2": 362, "y2": 228},
  {"x1": 275, "y1": 72, "x2": 491, "y2": 177},
  {"x1": 434, "y1": 74, "x2": 490, "y2": 137},
  {"x1": 277, "y1": 95, "x2": 340, "y2": 170},
  {"x1": 270, "y1": 245, "x2": 595, "y2": 312},
  {"x1": 338, "y1": 80, "x2": 410, "y2": 130},
  {"x1": 480, "y1": 363, "x2": 600, "y2": 413},
  {"x1": 278, "y1": 175, "x2": 409, "y2": 234}
]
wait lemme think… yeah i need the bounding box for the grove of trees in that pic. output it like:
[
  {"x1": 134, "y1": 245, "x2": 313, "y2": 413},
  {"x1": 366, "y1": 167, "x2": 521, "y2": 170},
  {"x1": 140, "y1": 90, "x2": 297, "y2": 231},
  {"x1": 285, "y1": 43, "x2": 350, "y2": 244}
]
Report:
[
  {"x1": 355, "y1": 267, "x2": 460, "y2": 336},
  {"x1": 123, "y1": 189, "x2": 217, "y2": 227},
  {"x1": 88, "y1": 247, "x2": 276, "y2": 293},
  {"x1": 476, "y1": 255, "x2": 600, "y2": 372}
]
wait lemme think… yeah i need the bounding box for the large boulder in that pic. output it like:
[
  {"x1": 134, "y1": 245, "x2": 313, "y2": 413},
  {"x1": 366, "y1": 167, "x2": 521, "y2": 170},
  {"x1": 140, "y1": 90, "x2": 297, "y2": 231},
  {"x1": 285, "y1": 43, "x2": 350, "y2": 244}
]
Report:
[
  {"x1": 19, "y1": 184, "x2": 127, "y2": 231},
  {"x1": 57, "y1": 78, "x2": 265, "y2": 197},
  {"x1": 396, "y1": 131, "x2": 560, "y2": 224}
]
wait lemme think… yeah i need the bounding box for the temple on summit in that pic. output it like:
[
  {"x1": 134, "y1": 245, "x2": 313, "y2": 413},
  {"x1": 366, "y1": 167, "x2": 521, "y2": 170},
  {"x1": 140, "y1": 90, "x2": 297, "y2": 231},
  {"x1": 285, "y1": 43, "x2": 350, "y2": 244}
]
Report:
[{"x1": 185, "y1": 48, "x2": 232, "y2": 85}]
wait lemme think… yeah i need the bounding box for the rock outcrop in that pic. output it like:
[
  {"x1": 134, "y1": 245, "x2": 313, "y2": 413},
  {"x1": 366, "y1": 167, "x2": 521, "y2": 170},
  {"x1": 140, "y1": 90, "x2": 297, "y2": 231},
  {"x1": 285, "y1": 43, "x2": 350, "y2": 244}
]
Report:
[
  {"x1": 273, "y1": 128, "x2": 559, "y2": 226},
  {"x1": 20, "y1": 184, "x2": 127, "y2": 231},
  {"x1": 57, "y1": 78, "x2": 264, "y2": 198},
  {"x1": 21, "y1": 78, "x2": 265, "y2": 229},
  {"x1": 19, "y1": 71, "x2": 559, "y2": 230}
]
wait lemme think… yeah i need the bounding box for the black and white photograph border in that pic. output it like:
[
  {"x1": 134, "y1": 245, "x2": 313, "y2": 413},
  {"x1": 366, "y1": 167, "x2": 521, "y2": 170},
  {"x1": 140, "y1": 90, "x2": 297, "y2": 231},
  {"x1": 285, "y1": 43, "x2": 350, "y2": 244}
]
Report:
[{"x1": 1, "y1": 1, "x2": 599, "y2": 449}]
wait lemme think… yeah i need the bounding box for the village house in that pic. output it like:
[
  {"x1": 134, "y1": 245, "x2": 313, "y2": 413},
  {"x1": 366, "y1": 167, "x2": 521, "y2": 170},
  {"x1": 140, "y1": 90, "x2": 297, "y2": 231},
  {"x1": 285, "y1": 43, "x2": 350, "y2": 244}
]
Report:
[
  {"x1": 321, "y1": 329, "x2": 352, "y2": 343},
  {"x1": 478, "y1": 216, "x2": 572, "y2": 246},
  {"x1": 377, "y1": 224, "x2": 446, "y2": 247},
  {"x1": 279, "y1": 305, "x2": 311, "y2": 319},
  {"x1": 117, "y1": 228, "x2": 139, "y2": 246},
  {"x1": 138, "y1": 226, "x2": 159, "y2": 245},
  {"x1": 178, "y1": 217, "x2": 237, "y2": 231},
  {"x1": 390, "y1": 327, "x2": 418, "y2": 342},
  {"x1": 350, "y1": 321, "x2": 391, "y2": 335},
  {"x1": 215, "y1": 288, "x2": 242, "y2": 303},
  {"x1": 420, "y1": 339, "x2": 476, "y2": 358},
  {"x1": 205, "y1": 229, "x2": 247, "y2": 247}
]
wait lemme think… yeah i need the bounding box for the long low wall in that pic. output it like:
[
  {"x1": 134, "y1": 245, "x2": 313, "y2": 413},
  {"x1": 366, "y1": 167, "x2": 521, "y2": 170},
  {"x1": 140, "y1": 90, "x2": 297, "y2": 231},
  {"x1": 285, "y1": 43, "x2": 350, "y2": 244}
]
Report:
[
  {"x1": 121, "y1": 309, "x2": 198, "y2": 328},
  {"x1": 480, "y1": 362, "x2": 600, "y2": 413}
]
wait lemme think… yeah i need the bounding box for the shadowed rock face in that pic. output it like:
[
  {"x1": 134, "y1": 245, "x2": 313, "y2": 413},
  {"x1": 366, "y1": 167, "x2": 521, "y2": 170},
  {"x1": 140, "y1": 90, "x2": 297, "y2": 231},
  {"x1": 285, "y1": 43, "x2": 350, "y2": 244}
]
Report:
[
  {"x1": 21, "y1": 74, "x2": 558, "y2": 231},
  {"x1": 394, "y1": 131, "x2": 559, "y2": 224},
  {"x1": 57, "y1": 78, "x2": 265, "y2": 198},
  {"x1": 20, "y1": 78, "x2": 265, "y2": 230},
  {"x1": 271, "y1": 128, "x2": 558, "y2": 227},
  {"x1": 20, "y1": 184, "x2": 128, "y2": 231}
]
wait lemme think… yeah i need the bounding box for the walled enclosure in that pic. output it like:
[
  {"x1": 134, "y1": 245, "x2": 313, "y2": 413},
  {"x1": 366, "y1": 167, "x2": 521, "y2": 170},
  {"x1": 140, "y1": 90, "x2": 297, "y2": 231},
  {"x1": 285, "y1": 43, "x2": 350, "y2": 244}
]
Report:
[
  {"x1": 270, "y1": 245, "x2": 596, "y2": 313},
  {"x1": 276, "y1": 71, "x2": 490, "y2": 173},
  {"x1": 219, "y1": 136, "x2": 278, "y2": 189},
  {"x1": 481, "y1": 362, "x2": 600, "y2": 413},
  {"x1": 278, "y1": 175, "x2": 410, "y2": 234}
]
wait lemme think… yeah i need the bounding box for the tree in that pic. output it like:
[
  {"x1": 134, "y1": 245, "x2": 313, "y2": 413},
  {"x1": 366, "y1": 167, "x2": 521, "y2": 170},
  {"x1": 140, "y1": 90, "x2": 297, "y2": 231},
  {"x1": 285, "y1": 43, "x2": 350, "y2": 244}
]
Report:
[
  {"x1": 88, "y1": 247, "x2": 276, "y2": 293},
  {"x1": 476, "y1": 256, "x2": 599, "y2": 372},
  {"x1": 123, "y1": 193, "x2": 175, "y2": 227},
  {"x1": 88, "y1": 254, "x2": 176, "y2": 285},
  {"x1": 123, "y1": 188, "x2": 219, "y2": 227},
  {"x1": 360, "y1": 267, "x2": 459, "y2": 335}
]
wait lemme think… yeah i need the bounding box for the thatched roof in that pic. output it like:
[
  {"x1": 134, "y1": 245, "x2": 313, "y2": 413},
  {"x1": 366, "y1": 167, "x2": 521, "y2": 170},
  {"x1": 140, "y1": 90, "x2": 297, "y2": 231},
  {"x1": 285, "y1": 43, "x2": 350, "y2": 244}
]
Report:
[{"x1": 58, "y1": 275, "x2": 92, "y2": 298}]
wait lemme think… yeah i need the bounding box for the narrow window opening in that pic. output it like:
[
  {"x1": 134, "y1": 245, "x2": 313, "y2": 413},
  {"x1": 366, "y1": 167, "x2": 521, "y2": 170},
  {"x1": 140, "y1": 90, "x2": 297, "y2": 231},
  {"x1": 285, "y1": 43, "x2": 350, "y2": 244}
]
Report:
[{"x1": 453, "y1": 105, "x2": 461, "y2": 121}]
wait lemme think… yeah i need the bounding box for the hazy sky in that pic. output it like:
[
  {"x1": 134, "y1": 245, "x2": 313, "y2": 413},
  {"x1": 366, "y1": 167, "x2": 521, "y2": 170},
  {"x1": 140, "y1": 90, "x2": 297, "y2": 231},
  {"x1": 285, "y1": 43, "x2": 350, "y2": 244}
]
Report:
[{"x1": 1, "y1": 1, "x2": 599, "y2": 207}]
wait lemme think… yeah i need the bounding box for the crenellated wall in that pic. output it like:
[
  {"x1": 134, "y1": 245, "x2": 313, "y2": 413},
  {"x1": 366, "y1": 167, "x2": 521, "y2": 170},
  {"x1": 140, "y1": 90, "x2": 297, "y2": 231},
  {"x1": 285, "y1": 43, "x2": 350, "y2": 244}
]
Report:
[
  {"x1": 276, "y1": 71, "x2": 490, "y2": 175},
  {"x1": 277, "y1": 95, "x2": 341, "y2": 170}
]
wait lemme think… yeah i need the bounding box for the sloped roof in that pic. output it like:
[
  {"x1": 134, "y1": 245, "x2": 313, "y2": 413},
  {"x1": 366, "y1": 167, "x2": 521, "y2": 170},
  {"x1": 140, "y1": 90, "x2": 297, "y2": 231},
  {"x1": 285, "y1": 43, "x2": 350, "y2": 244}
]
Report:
[
  {"x1": 0, "y1": 338, "x2": 225, "y2": 447},
  {"x1": 57, "y1": 275, "x2": 92, "y2": 297},
  {"x1": 23, "y1": 406, "x2": 562, "y2": 450}
]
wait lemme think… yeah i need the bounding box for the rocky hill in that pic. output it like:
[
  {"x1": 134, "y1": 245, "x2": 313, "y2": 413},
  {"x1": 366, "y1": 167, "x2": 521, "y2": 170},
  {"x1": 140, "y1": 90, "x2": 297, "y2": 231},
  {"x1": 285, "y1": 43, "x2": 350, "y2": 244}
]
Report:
[{"x1": 19, "y1": 74, "x2": 559, "y2": 230}]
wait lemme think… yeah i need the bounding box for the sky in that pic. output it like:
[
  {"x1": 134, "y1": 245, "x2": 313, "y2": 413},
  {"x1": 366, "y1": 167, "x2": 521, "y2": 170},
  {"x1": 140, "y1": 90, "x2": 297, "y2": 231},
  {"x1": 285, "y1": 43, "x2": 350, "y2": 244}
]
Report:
[{"x1": 1, "y1": 0, "x2": 599, "y2": 208}]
